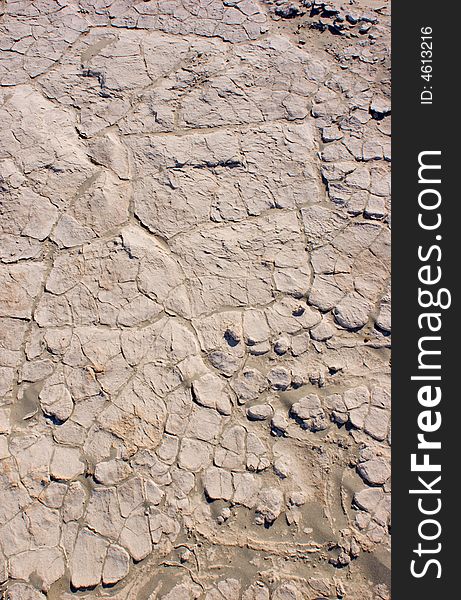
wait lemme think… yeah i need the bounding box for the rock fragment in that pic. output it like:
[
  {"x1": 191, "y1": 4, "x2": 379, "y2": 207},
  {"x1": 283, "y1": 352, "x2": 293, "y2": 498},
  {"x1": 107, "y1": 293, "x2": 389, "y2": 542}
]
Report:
[
  {"x1": 290, "y1": 395, "x2": 328, "y2": 432},
  {"x1": 94, "y1": 459, "x2": 132, "y2": 485},
  {"x1": 267, "y1": 367, "x2": 291, "y2": 391},
  {"x1": 192, "y1": 374, "x2": 232, "y2": 415},
  {"x1": 102, "y1": 544, "x2": 130, "y2": 585},
  {"x1": 203, "y1": 467, "x2": 233, "y2": 501},
  {"x1": 119, "y1": 511, "x2": 152, "y2": 561},
  {"x1": 50, "y1": 447, "x2": 85, "y2": 481},
  {"x1": 246, "y1": 404, "x2": 273, "y2": 421},
  {"x1": 357, "y1": 459, "x2": 391, "y2": 486},
  {"x1": 334, "y1": 293, "x2": 371, "y2": 329},
  {"x1": 70, "y1": 528, "x2": 109, "y2": 589},
  {"x1": 255, "y1": 487, "x2": 284, "y2": 525},
  {"x1": 271, "y1": 412, "x2": 289, "y2": 436},
  {"x1": 4, "y1": 583, "x2": 47, "y2": 600}
]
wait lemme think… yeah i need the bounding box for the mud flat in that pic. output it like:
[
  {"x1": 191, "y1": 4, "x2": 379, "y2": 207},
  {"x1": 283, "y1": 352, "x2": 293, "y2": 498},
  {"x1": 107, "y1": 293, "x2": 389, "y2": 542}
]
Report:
[{"x1": 0, "y1": 1, "x2": 390, "y2": 598}]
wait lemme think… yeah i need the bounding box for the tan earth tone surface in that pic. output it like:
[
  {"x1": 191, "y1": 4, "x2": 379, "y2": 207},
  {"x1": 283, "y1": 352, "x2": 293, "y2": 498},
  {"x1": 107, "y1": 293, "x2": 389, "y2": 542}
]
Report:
[{"x1": 0, "y1": 1, "x2": 390, "y2": 599}]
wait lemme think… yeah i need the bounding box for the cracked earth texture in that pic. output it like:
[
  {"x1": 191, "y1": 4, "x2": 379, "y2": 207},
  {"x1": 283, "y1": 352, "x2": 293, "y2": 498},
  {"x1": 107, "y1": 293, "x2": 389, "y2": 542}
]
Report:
[{"x1": 0, "y1": 0, "x2": 390, "y2": 599}]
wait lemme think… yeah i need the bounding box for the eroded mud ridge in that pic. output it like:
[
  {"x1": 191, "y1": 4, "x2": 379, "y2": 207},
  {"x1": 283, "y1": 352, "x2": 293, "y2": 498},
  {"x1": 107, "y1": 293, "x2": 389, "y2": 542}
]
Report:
[{"x1": 0, "y1": 1, "x2": 390, "y2": 599}]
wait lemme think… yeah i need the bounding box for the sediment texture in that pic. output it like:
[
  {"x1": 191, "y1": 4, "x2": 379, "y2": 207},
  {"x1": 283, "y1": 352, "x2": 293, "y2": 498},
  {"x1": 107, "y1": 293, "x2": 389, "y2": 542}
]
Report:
[{"x1": 0, "y1": 1, "x2": 390, "y2": 599}]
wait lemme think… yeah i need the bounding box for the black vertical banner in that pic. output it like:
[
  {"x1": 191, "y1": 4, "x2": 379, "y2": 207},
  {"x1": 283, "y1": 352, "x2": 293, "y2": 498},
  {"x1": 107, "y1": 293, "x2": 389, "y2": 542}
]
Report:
[{"x1": 393, "y1": 2, "x2": 458, "y2": 598}]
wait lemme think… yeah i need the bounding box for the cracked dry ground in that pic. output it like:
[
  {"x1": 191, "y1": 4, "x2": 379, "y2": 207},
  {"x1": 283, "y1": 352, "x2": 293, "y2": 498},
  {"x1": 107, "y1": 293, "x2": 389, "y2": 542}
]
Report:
[{"x1": 0, "y1": 1, "x2": 391, "y2": 599}]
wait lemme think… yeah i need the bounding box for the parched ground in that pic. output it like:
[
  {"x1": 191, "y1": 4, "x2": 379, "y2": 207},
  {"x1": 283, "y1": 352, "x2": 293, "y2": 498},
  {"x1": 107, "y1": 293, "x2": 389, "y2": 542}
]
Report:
[{"x1": 0, "y1": 1, "x2": 390, "y2": 599}]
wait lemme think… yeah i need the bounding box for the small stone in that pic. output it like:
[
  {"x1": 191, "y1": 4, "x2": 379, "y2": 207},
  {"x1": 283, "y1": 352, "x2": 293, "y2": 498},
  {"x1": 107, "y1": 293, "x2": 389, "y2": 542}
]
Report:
[
  {"x1": 70, "y1": 528, "x2": 108, "y2": 589},
  {"x1": 117, "y1": 477, "x2": 141, "y2": 517},
  {"x1": 273, "y1": 457, "x2": 290, "y2": 479},
  {"x1": 291, "y1": 374, "x2": 304, "y2": 389},
  {"x1": 243, "y1": 310, "x2": 270, "y2": 345},
  {"x1": 364, "y1": 407, "x2": 390, "y2": 441},
  {"x1": 357, "y1": 459, "x2": 391, "y2": 486},
  {"x1": 267, "y1": 367, "x2": 291, "y2": 391},
  {"x1": 157, "y1": 435, "x2": 179, "y2": 465},
  {"x1": 214, "y1": 425, "x2": 246, "y2": 471},
  {"x1": 275, "y1": 4, "x2": 302, "y2": 18},
  {"x1": 178, "y1": 438, "x2": 212, "y2": 472},
  {"x1": 349, "y1": 404, "x2": 368, "y2": 429},
  {"x1": 246, "y1": 404, "x2": 273, "y2": 421},
  {"x1": 370, "y1": 96, "x2": 391, "y2": 119},
  {"x1": 9, "y1": 547, "x2": 65, "y2": 592},
  {"x1": 322, "y1": 125, "x2": 343, "y2": 142},
  {"x1": 346, "y1": 12, "x2": 360, "y2": 24},
  {"x1": 50, "y1": 447, "x2": 85, "y2": 481},
  {"x1": 332, "y1": 551, "x2": 351, "y2": 567},
  {"x1": 157, "y1": 582, "x2": 202, "y2": 600},
  {"x1": 144, "y1": 479, "x2": 165, "y2": 506},
  {"x1": 85, "y1": 487, "x2": 125, "y2": 540},
  {"x1": 192, "y1": 373, "x2": 232, "y2": 416},
  {"x1": 102, "y1": 544, "x2": 130, "y2": 585},
  {"x1": 310, "y1": 318, "x2": 334, "y2": 341},
  {"x1": 233, "y1": 472, "x2": 261, "y2": 508},
  {"x1": 344, "y1": 386, "x2": 369, "y2": 410},
  {"x1": 255, "y1": 487, "x2": 284, "y2": 525},
  {"x1": 208, "y1": 350, "x2": 241, "y2": 377},
  {"x1": 334, "y1": 293, "x2": 371, "y2": 330},
  {"x1": 178, "y1": 547, "x2": 192, "y2": 562},
  {"x1": 21, "y1": 360, "x2": 54, "y2": 383},
  {"x1": 376, "y1": 301, "x2": 391, "y2": 333},
  {"x1": 219, "y1": 507, "x2": 231, "y2": 521},
  {"x1": 273, "y1": 582, "x2": 302, "y2": 600},
  {"x1": 371, "y1": 387, "x2": 391, "y2": 409},
  {"x1": 288, "y1": 490, "x2": 306, "y2": 506},
  {"x1": 39, "y1": 383, "x2": 73, "y2": 423},
  {"x1": 271, "y1": 411, "x2": 289, "y2": 436},
  {"x1": 39, "y1": 482, "x2": 67, "y2": 509},
  {"x1": 185, "y1": 407, "x2": 222, "y2": 443},
  {"x1": 332, "y1": 411, "x2": 348, "y2": 425},
  {"x1": 4, "y1": 583, "x2": 46, "y2": 600},
  {"x1": 94, "y1": 459, "x2": 132, "y2": 485},
  {"x1": 274, "y1": 337, "x2": 290, "y2": 355},
  {"x1": 224, "y1": 326, "x2": 241, "y2": 345},
  {"x1": 249, "y1": 341, "x2": 271, "y2": 356},
  {"x1": 290, "y1": 395, "x2": 328, "y2": 432},
  {"x1": 203, "y1": 466, "x2": 233, "y2": 501},
  {"x1": 52, "y1": 214, "x2": 93, "y2": 248},
  {"x1": 365, "y1": 196, "x2": 387, "y2": 220},
  {"x1": 291, "y1": 332, "x2": 310, "y2": 356},
  {"x1": 354, "y1": 488, "x2": 384, "y2": 513},
  {"x1": 63, "y1": 481, "x2": 87, "y2": 523},
  {"x1": 242, "y1": 583, "x2": 270, "y2": 600},
  {"x1": 120, "y1": 511, "x2": 152, "y2": 561},
  {"x1": 230, "y1": 368, "x2": 267, "y2": 404},
  {"x1": 246, "y1": 433, "x2": 271, "y2": 472}
]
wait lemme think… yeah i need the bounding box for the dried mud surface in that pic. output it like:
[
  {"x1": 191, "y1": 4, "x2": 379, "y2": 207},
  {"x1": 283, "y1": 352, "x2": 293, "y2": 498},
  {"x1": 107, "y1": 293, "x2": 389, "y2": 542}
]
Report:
[{"x1": 0, "y1": 1, "x2": 390, "y2": 599}]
